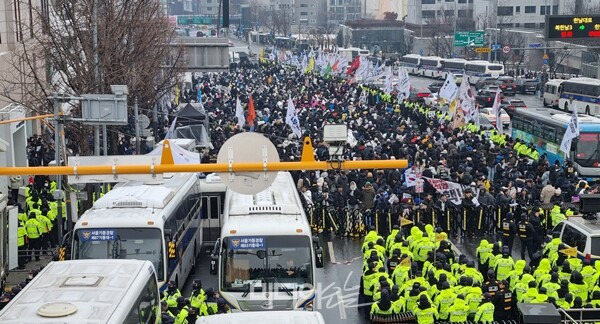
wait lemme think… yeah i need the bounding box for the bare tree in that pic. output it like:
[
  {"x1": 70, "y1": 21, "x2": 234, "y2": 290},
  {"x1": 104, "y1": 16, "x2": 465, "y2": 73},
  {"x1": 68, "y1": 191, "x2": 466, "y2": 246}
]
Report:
[
  {"x1": 424, "y1": 7, "x2": 454, "y2": 57},
  {"x1": 548, "y1": 48, "x2": 581, "y2": 78},
  {"x1": 0, "y1": 0, "x2": 182, "y2": 155},
  {"x1": 271, "y1": 10, "x2": 292, "y2": 36},
  {"x1": 497, "y1": 28, "x2": 527, "y2": 69}
]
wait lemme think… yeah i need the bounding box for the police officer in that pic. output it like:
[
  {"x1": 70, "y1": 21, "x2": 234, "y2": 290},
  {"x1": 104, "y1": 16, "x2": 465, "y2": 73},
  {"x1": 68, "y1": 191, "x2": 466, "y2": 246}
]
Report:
[
  {"x1": 162, "y1": 281, "x2": 182, "y2": 314},
  {"x1": 173, "y1": 297, "x2": 189, "y2": 323},
  {"x1": 494, "y1": 279, "x2": 514, "y2": 321},
  {"x1": 370, "y1": 289, "x2": 395, "y2": 318},
  {"x1": 413, "y1": 294, "x2": 438, "y2": 324},
  {"x1": 474, "y1": 292, "x2": 495, "y2": 323},
  {"x1": 482, "y1": 269, "x2": 501, "y2": 299},
  {"x1": 447, "y1": 294, "x2": 469, "y2": 323},
  {"x1": 501, "y1": 212, "x2": 517, "y2": 254},
  {"x1": 25, "y1": 212, "x2": 42, "y2": 261},
  {"x1": 495, "y1": 247, "x2": 515, "y2": 281},
  {"x1": 216, "y1": 298, "x2": 231, "y2": 314},
  {"x1": 189, "y1": 280, "x2": 205, "y2": 311},
  {"x1": 201, "y1": 288, "x2": 219, "y2": 316},
  {"x1": 387, "y1": 250, "x2": 401, "y2": 276},
  {"x1": 517, "y1": 213, "x2": 536, "y2": 260},
  {"x1": 17, "y1": 220, "x2": 27, "y2": 269}
]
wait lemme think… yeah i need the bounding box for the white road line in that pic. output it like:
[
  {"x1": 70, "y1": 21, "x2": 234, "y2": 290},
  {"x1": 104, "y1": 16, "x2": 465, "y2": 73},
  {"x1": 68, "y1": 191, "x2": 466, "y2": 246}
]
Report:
[
  {"x1": 336, "y1": 289, "x2": 347, "y2": 320},
  {"x1": 328, "y1": 241, "x2": 336, "y2": 263}
]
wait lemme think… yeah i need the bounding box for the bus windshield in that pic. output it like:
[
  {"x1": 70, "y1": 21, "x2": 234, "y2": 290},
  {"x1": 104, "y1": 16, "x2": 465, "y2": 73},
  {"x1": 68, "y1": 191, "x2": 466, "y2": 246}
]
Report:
[
  {"x1": 575, "y1": 133, "x2": 600, "y2": 167},
  {"x1": 221, "y1": 235, "x2": 312, "y2": 293},
  {"x1": 73, "y1": 228, "x2": 164, "y2": 281}
]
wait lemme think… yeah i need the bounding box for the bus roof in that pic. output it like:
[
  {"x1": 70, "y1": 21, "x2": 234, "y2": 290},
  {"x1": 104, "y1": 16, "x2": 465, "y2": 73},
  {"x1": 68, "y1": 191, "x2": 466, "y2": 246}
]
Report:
[
  {"x1": 0, "y1": 260, "x2": 155, "y2": 323},
  {"x1": 514, "y1": 108, "x2": 600, "y2": 131},
  {"x1": 545, "y1": 79, "x2": 565, "y2": 85},
  {"x1": 195, "y1": 310, "x2": 326, "y2": 323},
  {"x1": 225, "y1": 172, "x2": 304, "y2": 217},
  {"x1": 76, "y1": 173, "x2": 198, "y2": 229},
  {"x1": 563, "y1": 77, "x2": 600, "y2": 85}
]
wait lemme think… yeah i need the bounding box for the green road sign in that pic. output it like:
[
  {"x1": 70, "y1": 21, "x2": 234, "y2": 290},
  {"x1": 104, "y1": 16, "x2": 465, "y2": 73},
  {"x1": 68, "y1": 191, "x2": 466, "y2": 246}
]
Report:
[{"x1": 454, "y1": 31, "x2": 485, "y2": 47}]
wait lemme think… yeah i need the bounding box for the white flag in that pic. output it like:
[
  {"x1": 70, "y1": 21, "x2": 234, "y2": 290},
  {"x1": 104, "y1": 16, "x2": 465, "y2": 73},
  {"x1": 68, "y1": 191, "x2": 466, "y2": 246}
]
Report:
[
  {"x1": 286, "y1": 96, "x2": 302, "y2": 138},
  {"x1": 491, "y1": 91, "x2": 503, "y2": 133},
  {"x1": 235, "y1": 98, "x2": 245, "y2": 129},
  {"x1": 560, "y1": 109, "x2": 580, "y2": 158},
  {"x1": 439, "y1": 73, "x2": 459, "y2": 101},
  {"x1": 383, "y1": 66, "x2": 393, "y2": 94},
  {"x1": 397, "y1": 68, "x2": 411, "y2": 101},
  {"x1": 165, "y1": 117, "x2": 177, "y2": 139}
]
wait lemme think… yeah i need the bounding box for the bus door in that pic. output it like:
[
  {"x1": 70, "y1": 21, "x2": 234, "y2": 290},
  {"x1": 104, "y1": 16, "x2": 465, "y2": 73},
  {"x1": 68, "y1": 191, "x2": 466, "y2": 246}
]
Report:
[{"x1": 201, "y1": 194, "x2": 224, "y2": 244}]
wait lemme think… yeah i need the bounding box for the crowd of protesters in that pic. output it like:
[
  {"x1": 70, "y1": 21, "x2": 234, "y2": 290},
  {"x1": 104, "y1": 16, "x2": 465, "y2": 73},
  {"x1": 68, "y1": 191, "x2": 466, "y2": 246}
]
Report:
[{"x1": 169, "y1": 57, "x2": 600, "y2": 322}]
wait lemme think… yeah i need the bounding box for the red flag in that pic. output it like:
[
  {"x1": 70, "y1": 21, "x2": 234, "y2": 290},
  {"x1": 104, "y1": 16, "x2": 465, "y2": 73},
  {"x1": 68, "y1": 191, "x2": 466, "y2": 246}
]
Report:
[
  {"x1": 346, "y1": 56, "x2": 360, "y2": 75},
  {"x1": 247, "y1": 96, "x2": 256, "y2": 127}
]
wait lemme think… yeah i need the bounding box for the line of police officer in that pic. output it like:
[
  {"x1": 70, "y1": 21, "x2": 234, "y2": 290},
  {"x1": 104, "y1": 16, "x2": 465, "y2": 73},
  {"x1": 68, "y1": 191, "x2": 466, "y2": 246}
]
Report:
[
  {"x1": 362, "y1": 215, "x2": 600, "y2": 323},
  {"x1": 16, "y1": 180, "x2": 66, "y2": 269},
  {"x1": 160, "y1": 280, "x2": 230, "y2": 323}
]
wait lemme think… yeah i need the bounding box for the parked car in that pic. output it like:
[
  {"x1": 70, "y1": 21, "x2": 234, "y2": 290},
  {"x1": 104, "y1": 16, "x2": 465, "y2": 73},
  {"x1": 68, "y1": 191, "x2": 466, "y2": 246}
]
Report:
[
  {"x1": 479, "y1": 107, "x2": 511, "y2": 127},
  {"x1": 495, "y1": 76, "x2": 517, "y2": 96},
  {"x1": 476, "y1": 87, "x2": 503, "y2": 108},
  {"x1": 409, "y1": 88, "x2": 432, "y2": 103},
  {"x1": 475, "y1": 77, "x2": 498, "y2": 90},
  {"x1": 500, "y1": 98, "x2": 527, "y2": 116},
  {"x1": 428, "y1": 81, "x2": 445, "y2": 94},
  {"x1": 516, "y1": 78, "x2": 540, "y2": 94}
]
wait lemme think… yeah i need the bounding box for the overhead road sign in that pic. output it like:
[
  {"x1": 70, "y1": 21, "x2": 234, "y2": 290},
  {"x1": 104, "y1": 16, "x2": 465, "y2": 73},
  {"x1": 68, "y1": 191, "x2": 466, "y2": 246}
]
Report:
[
  {"x1": 546, "y1": 14, "x2": 600, "y2": 40},
  {"x1": 475, "y1": 47, "x2": 491, "y2": 53},
  {"x1": 454, "y1": 31, "x2": 485, "y2": 47},
  {"x1": 528, "y1": 43, "x2": 543, "y2": 48}
]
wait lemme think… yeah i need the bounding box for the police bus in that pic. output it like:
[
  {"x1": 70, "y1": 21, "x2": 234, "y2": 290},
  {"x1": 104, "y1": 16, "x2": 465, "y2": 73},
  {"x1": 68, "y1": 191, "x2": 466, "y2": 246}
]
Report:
[
  {"x1": 511, "y1": 108, "x2": 600, "y2": 179},
  {"x1": 399, "y1": 54, "x2": 421, "y2": 75},
  {"x1": 441, "y1": 58, "x2": 467, "y2": 80},
  {"x1": 196, "y1": 310, "x2": 326, "y2": 323},
  {"x1": 418, "y1": 56, "x2": 444, "y2": 79},
  {"x1": 557, "y1": 77, "x2": 600, "y2": 115},
  {"x1": 0, "y1": 260, "x2": 160, "y2": 323},
  {"x1": 210, "y1": 172, "x2": 323, "y2": 312},
  {"x1": 71, "y1": 173, "x2": 204, "y2": 291},
  {"x1": 464, "y1": 60, "x2": 504, "y2": 84}
]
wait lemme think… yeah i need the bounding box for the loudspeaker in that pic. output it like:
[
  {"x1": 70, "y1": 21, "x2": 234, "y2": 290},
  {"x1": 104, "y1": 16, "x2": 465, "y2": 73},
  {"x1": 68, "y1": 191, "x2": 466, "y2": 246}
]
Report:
[
  {"x1": 222, "y1": 0, "x2": 229, "y2": 28},
  {"x1": 580, "y1": 194, "x2": 600, "y2": 213},
  {"x1": 517, "y1": 303, "x2": 561, "y2": 324}
]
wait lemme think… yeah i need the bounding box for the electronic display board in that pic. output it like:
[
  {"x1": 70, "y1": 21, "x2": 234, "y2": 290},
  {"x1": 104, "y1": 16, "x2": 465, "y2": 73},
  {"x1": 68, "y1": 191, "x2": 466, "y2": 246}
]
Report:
[{"x1": 546, "y1": 15, "x2": 600, "y2": 40}]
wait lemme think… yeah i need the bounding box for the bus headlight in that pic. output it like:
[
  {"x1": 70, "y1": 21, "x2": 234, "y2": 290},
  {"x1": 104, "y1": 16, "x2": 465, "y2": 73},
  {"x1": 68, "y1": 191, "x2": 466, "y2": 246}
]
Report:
[{"x1": 303, "y1": 300, "x2": 314, "y2": 311}]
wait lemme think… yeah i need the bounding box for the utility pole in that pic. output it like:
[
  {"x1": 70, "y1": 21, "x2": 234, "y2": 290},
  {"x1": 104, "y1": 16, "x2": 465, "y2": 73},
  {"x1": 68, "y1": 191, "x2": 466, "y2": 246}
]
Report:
[
  {"x1": 93, "y1": 0, "x2": 100, "y2": 157},
  {"x1": 53, "y1": 94, "x2": 63, "y2": 245},
  {"x1": 134, "y1": 97, "x2": 140, "y2": 154}
]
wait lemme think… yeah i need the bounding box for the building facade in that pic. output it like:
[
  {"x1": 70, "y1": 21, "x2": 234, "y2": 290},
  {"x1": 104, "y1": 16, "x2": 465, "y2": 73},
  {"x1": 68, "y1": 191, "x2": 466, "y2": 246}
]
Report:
[
  {"x1": 327, "y1": 0, "x2": 364, "y2": 25},
  {"x1": 365, "y1": 0, "x2": 408, "y2": 20}
]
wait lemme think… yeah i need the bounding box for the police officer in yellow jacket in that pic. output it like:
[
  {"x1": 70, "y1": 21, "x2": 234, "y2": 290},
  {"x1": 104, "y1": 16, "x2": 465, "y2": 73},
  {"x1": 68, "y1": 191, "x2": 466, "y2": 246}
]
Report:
[
  {"x1": 370, "y1": 289, "x2": 395, "y2": 318},
  {"x1": 17, "y1": 222, "x2": 27, "y2": 269},
  {"x1": 474, "y1": 292, "x2": 495, "y2": 323},
  {"x1": 25, "y1": 212, "x2": 42, "y2": 261},
  {"x1": 413, "y1": 294, "x2": 438, "y2": 324}
]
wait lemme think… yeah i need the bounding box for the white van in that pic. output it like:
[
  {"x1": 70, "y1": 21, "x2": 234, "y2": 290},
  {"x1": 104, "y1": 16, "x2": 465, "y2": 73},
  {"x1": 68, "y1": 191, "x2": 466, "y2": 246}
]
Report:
[
  {"x1": 543, "y1": 79, "x2": 564, "y2": 109},
  {"x1": 195, "y1": 311, "x2": 326, "y2": 324},
  {"x1": 552, "y1": 217, "x2": 600, "y2": 264},
  {"x1": 0, "y1": 259, "x2": 161, "y2": 323}
]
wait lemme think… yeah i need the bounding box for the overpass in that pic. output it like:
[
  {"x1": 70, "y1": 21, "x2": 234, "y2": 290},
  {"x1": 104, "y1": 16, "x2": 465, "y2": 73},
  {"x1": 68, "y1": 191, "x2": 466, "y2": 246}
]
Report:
[{"x1": 171, "y1": 37, "x2": 230, "y2": 72}]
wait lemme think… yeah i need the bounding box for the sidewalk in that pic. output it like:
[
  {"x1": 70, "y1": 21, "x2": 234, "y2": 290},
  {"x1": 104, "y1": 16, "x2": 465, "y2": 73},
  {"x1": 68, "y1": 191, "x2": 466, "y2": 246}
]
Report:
[{"x1": 4, "y1": 255, "x2": 52, "y2": 292}]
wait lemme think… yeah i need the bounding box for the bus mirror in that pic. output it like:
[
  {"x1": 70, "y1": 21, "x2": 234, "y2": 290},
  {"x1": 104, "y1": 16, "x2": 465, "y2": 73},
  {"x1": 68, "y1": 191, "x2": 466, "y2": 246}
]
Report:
[
  {"x1": 312, "y1": 236, "x2": 320, "y2": 249},
  {"x1": 571, "y1": 139, "x2": 578, "y2": 151},
  {"x1": 164, "y1": 229, "x2": 172, "y2": 241},
  {"x1": 210, "y1": 254, "x2": 218, "y2": 275},
  {"x1": 315, "y1": 246, "x2": 324, "y2": 268}
]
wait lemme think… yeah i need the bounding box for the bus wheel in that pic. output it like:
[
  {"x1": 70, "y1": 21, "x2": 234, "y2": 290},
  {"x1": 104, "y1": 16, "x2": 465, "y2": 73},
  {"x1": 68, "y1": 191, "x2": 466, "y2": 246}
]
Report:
[
  {"x1": 564, "y1": 102, "x2": 569, "y2": 112},
  {"x1": 543, "y1": 98, "x2": 547, "y2": 107},
  {"x1": 586, "y1": 106, "x2": 591, "y2": 115}
]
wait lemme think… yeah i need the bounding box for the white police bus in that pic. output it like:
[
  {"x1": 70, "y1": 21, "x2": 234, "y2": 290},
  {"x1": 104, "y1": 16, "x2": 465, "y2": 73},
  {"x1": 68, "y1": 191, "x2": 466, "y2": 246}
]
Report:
[
  {"x1": 543, "y1": 79, "x2": 565, "y2": 109},
  {"x1": 557, "y1": 77, "x2": 600, "y2": 115},
  {"x1": 71, "y1": 173, "x2": 204, "y2": 291},
  {"x1": 400, "y1": 54, "x2": 421, "y2": 75},
  {"x1": 465, "y1": 60, "x2": 504, "y2": 84},
  {"x1": 418, "y1": 56, "x2": 444, "y2": 79},
  {"x1": 0, "y1": 260, "x2": 160, "y2": 323},
  {"x1": 441, "y1": 58, "x2": 467, "y2": 80},
  {"x1": 210, "y1": 172, "x2": 323, "y2": 312}
]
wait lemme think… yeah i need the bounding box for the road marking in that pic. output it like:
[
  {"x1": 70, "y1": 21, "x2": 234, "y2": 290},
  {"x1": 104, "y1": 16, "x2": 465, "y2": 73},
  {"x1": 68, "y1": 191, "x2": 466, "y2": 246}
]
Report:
[
  {"x1": 328, "y1": 241, "x2": 336, "y2": 264},
  {"x1": 336, "y1": 289, "x2": 347, "y2": 320}
]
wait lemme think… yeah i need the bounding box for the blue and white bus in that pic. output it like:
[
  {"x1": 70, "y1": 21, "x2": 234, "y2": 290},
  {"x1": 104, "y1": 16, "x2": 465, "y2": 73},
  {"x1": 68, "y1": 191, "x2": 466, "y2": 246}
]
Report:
[
  {"x1": 72, "y1": 173, "x2": 204, "y2": 291},
  {"x1": 400, "y1": 54, "x2": 421, "y2": 75},
  {"x1": 441, "y1": 58, "x2": 467, "y2": 80},
  {"x1": 465, "y1": 60, "x2": 504, "y2": 84},
  {"x1": 557, "y1": 77, "x2": 600, "y2": 116},
  {"x1": 512, "y1": 108, "x2": 600, "y2": 178},
  {"x1": 418, "y1": 56, "x2": 444, "y2": 79}
]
